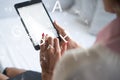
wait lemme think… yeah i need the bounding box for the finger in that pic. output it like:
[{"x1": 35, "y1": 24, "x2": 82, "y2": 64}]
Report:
[
  {"x1": 54, "y1": 21, "x2": 65, "y2": 35},
  {"x1": 54, "y1": 21, "x2": 70, "y2": 41},
  {"x1": 43, "y1": 34, "x2": 49, "y2": 49},
  {"x1": 61, "y1": 43, "x2": 67, "y2": 55},
  {"x1": 47, "y1": 37, "x2": 54, "y2": 51},
  {"x1": 40, "y1": 33, "x2": 45, "y2": 51},
  {"x1": 45, "y1": 38, "x2": 49, "y2": 49},
  {"x1": 40, "y1": 38, "x2": 49, "y2": 61},
  {"x1": 45, "y1": 34, "x2": 48, "y2": 40},
  {"x1": 54, "y1": 38, "x2": 61, "y2": 54}
]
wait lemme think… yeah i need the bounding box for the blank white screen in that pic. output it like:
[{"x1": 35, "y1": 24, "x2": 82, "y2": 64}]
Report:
[{"x1": 18, "y1": 3, "x2": 58, "y2": 45}]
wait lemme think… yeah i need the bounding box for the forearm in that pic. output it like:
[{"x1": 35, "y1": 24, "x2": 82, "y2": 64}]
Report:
[
  {"x1": 0, "y1": 73, "x2": 9, "y2": 80},
  {"x1": 6, "y1": 67, "x2": 26, "y2": 78}
]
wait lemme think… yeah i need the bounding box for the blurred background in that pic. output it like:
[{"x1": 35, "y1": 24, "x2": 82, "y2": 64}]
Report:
[{"x1": 0, "y1": 0, "x2": 116, "y2": 73}]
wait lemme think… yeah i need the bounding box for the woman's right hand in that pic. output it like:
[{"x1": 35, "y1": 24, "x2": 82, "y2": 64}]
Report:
[
  {"x1": 40, "y1": 36, "x2": 67, "y2": 80},
  {"x1": 54, "y1": 21, "x2": 80, "y2": 51}
]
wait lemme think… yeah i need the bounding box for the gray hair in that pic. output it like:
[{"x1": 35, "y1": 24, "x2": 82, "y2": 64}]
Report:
[{"x1": 53, "y1": 45, "x2": 120, "y2": 80}]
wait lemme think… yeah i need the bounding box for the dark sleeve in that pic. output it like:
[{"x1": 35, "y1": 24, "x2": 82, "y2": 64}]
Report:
[{"x1": 8, "y1": 71, "x2": 41, "y2": 80}]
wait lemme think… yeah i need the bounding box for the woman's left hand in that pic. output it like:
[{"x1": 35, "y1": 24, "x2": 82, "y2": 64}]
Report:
[{"x1": 40, "y1": 36, "x2": 67, "y2": 80}]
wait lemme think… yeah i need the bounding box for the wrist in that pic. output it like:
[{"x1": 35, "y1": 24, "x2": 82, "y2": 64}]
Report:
[{"x1": 42, "y1": 72, "x2": 53, "y2": 80}]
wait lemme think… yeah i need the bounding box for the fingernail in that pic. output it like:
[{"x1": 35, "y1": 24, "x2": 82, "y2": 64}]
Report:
[{"x1": 42, "y1": 33, "x2": 44, "y2": 37}]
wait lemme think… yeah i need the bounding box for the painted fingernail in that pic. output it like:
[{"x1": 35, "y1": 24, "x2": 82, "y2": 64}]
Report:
[{"x1": 42, "y1": 33, "x2": 44, "y2": 37}]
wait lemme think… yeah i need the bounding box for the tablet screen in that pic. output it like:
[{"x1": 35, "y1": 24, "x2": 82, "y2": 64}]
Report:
[{"x1": 18, "y1": 2, "x2": 58, "y2": 45}]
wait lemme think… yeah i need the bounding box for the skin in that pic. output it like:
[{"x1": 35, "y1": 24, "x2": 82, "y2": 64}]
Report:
[
  {"x1": 0, "y1": 73, "x2": 9, "y2": 80},
  {"x1": 40, "y1": 37, "x2": 67, "y2": 80},
  {"x1": 0, "y1": 67, "x2": 26, "y2": 80},
  {"x1": 5, "y1": 67, "x2": 26, "y2": 78},
  {"x1": 54, "y1": 21, "x2": 80, "y2": 50}
]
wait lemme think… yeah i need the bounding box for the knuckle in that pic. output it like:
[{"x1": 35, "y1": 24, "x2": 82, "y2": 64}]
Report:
[{"x1": 55, "y1": 49, "x2": 60, "y2": 54}]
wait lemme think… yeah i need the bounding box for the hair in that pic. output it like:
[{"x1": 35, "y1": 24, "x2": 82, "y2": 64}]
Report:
[
  {"x1": 110, "y1": 0, "x2": 120, "y2": 15},
  {"x1": 53, "y1": 45, "x2": 120, "y2": 80}
]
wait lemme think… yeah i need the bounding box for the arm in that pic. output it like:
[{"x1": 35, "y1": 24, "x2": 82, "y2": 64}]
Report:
[
  {"x1": 0, "y1": 73, "x2": 9, "y2": 80},
  {"x1": 40, "y1": 37, "x2": 67, "y2": 80},
  {"x1": 5, "y1": 67, "x2": 26, "y2": 78}
]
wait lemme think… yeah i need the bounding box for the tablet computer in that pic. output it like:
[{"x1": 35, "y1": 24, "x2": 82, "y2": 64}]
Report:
[{"x1": 14, "y1": 0, "x2": 59, "y2": 50}]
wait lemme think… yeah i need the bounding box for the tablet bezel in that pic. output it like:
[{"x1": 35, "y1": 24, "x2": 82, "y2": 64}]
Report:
[{"x1": 14, "y1": 0, "x2": 60, "y2": 50}]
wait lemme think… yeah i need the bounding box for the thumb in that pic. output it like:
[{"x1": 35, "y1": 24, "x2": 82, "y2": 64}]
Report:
[{"x1": 61, "y1": 42, "x2": 67, "y2": 55}]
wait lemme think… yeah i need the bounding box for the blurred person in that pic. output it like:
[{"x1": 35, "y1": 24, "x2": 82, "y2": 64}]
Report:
[{"x1": 40, "y1": 0, "x2": 120, "y2": 80}]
